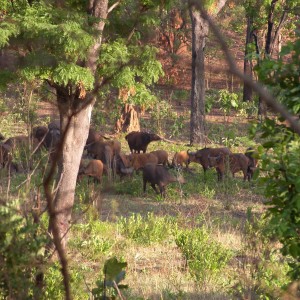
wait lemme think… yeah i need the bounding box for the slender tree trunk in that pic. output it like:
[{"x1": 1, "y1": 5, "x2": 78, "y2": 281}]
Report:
[
  {"x1": 243, "y1": 15, "x2": 253, "y2": 102},
  {"x1": 189, "y1": 7, "x2": 208, "y2": 145},
  {"x1": 266, "y1": 0, "x2": 278, "y2": 55}
]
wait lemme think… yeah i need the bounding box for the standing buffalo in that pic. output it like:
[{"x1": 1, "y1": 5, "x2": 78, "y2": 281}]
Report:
[
  {"x1": 245, "y1": 147, "x2": 258, "y2": 179},
  {"x1": 32, "y1": 122, "x2": 60, "y2": 151},
  {"x1": 143, "y1": 163, "x2": 185, "y2": 198},
  {"x1": 86, "y1": 128, "x2": 104, "y2": 146},
  {"x1": 125, "y1": 131, "x2": 161, "y2": 153}
]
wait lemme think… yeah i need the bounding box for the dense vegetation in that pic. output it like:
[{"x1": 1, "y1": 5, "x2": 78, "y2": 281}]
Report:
[{"x1": 0, "y1": 0, "x2": 299, "y2": 299}]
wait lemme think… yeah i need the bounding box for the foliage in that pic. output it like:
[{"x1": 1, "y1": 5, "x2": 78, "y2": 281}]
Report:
[
  {"x1": 92, "y1": 257, "x2": 128, "y2": 300},
  {"x1": 253, "y1": 29, "x2": 300, "y2": 280},
  {"x1": 150, "y1": 99, "x2": 178, "y2": 134},
  {"x1": 233, "y1": 209, "x2": 291, "y2": 299},
  {"x1": 118, "y1": 212, "x2": 176, "y2": 245},
  {"x1": 217, "y1": 89, "x2": 239, "y2": 122},
  {"x1": 0, "y1": 200, "x2": 47, "y2": 299},
  {"x1": 175, "y1": 227, "x2": 233, "y2": 284},
  {"x1": 69, "y1": 219, "x2": 116, "y2": 259}
]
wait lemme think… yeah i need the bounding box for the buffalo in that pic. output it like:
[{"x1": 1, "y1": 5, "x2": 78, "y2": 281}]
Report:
[
  {"x1": 245, "y1": 147, "x2": 258, "y2": 179},
  {"x1": 114, "y1": 153, "x2": 134, "y2": 178},
  {"x1": 125, "y1": 131, "x2": 161, "y2": 153},
  {"x1": 129, "y1": 153, "x2": 158, "y2": 171},
  {"x1": 143, "y1": 163, "x2": 185, "y2": 198},
  {"x1": 0, "y1": 143, "x2": 12, "y2": 169},
  {"x1": 208, "y1": 153, "x2": 250, "y2": 181},
  {"x1": 78, "y1": 159, "x2": 105, "y2": 183},
  {"x1": 194, "y1": 147, "x2": 232, "y2": 174},
  {"x1": 172, "y1": 150, "x2": 197, "y2": 170},
  {"x1": 86, "y1": 128, "x2": 104, "y2": 146},
  {"x1": 150, "y1": 150, "x2": 169, "y2": 166}
]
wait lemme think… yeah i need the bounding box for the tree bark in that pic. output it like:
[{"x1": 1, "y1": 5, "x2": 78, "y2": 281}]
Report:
[
  {"x1": 189, "y1": 6, "x2": 208, "y2": 145},
  {"x1": 188, "y1": 1, "x2": 227, "y2": 145},
  {"x1": 243, "y1": 15, "x2": 253, "y2": 102},
  {"x1": 52, "y1": 95, "x2": 93, "y2": 248}
]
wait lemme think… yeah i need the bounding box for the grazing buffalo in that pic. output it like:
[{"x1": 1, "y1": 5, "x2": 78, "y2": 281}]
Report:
[
  {"x1": 208, "y1": 153, "x2": 250, "y2": 181},
  {"x1": 143, "y1": 163, "x2": 185, "y2": 198},
  {"x1": 78, "y1": 159, "x2": 105, "y2": 183},
  {"x1": 125, "y1": 131, "x2": 161, "y2": 153},
  {"x1": 114, "y1": 153, "x2": 134, "y2": 178},
  {"x1": 172, "y1": 150, "x2": 197, "y2": 170}
]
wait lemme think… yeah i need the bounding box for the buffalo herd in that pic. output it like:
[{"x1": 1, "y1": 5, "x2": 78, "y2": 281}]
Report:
[{"x1": 0, "y1": 125, "x2": 258, "y2": 198}]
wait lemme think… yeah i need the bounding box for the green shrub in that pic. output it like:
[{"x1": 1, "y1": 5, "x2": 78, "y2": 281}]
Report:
[
  {"x1": 117, "y1": 213, "x2": 176, "y2": 245},
  {"x1": 175, "y1": 227, "x2": 233, "y2": 284},
  {"x1": 69, "y1": 220, "x2": 116, "y2": 259},
  {"x1": 0, "y1": 200, "x2": 48, "y2": 299}
]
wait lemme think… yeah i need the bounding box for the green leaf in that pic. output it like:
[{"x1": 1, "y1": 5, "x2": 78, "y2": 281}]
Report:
[{"x1": 103, "y1": 257, "x2": 127, "y2": 281}]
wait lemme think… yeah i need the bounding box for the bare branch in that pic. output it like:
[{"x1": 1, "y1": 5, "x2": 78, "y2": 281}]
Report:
[
  {"x1": 190, "y1": 1, "x2": 300, "y2": 136},
  {"x1": 108, "y1": 0, "x2": 121, "y2": 14}
]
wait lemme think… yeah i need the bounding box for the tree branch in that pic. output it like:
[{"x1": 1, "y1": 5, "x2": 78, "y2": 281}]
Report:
[{"x1": 108, "y1": 0, "x2": 121, "y2": 14}]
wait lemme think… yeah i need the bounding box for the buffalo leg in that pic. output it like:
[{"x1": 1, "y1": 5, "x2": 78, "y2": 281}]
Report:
[
  {"x1": 143, "y1": 179, "x2": 147, "y2": 193},
  {"x1": 150, "y1": 183, "x2": 159, "y2": 194}
]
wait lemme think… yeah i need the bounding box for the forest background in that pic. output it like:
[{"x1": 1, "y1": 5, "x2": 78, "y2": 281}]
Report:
[{"x1": 0, "y1": 0, "x2": 299, "y2": 299}]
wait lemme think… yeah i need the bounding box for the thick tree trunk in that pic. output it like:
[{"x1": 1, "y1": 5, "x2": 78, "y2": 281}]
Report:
[
  {"x1": 188, "y1": 1, "x2": 227, "y2": 145},
  {"x1": 243, "y1": 15, "x2": 253, "y2": 102},
  {"x1": 47, "y1": 0, "x2": 108, "y2": 251},
  {"x1": 189, "y1": 7, "x2": 208, "y2": 145}
]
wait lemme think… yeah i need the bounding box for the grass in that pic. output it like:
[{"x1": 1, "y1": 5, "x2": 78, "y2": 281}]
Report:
[{"x1": 0, "y1": 106, "x2": 292, "y2": 300}]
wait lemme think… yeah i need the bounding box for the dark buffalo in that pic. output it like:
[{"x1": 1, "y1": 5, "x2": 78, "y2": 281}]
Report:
[
  {"x1": 143, "y1": 163, "x2": 185, "y2": 198},
  {"x1": 125, "y1": 131, "x2": 161, "y2": 153},
  {"x1": 0, "y1": 143, "x2": 12, "y2": 168},
  {"x1": 114, "y1": 153, "x2": 134, "y2": 178},
  {"x1": 86, "y1": 141, "x2": 114, "y2": 166},
  {"x1": 245, "y1": 147, "x2": 258, "y2": 179},
  {"x1": 32, "y1": 122, "x2": 60, "y2": 151},
  {"x1": 86, "y1": 128, "x2": 103, "y2": 146},
  {"x1": 45, "y1": 122, "x2": 60, "y2": 150}
]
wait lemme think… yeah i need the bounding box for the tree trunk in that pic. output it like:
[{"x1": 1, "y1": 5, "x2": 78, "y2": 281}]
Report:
[
  {"x1": 188, "y1": 1, "x2": 227, "y2": 145},
  {"x1": 51, "y1": 94, "x2": 93, "y2": 248},
  {"x1": 189, "y1": 7, "x2": 208, "y2": 145},
  {"x1": 47, "y1": 0, "x2": 109, "y2": 250},
  {"x1": 243, "y1": 15, "x2": 253, "y2": 102}
]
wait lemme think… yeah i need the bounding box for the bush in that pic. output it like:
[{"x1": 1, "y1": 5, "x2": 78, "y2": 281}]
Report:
[
  {"x1": 0, "y1": 200, "x2": 48, "y2": 299},
  {"x1": 117, "y1": 213, "x2": 176, "y2": 245},
  {"x1": 175, "y1": 227, "x2": 232, "y2": 284}
]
